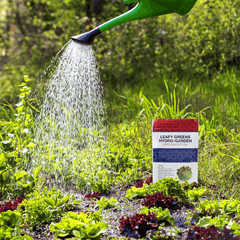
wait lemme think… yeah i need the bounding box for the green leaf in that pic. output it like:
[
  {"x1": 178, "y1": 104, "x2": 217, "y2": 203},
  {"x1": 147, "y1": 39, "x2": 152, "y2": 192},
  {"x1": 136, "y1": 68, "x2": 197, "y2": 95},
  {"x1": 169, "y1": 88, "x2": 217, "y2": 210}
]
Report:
[
  {"x1": 2, "y1": 172, "x2": 8, "y2": 181},
  {"x1": 27, "y1": 142, "x2": 35, "y2": 148},
  {"x1": 197, "y1": 216, "x2": 212, "y2": 228},
  {"x1": 122, "y1": 155, "x2": 128, "y2": 163},
  {"x1": 111, "y1": 146, "x2": 118, "y2": 153},
  {"x1": 55, "y1": 201, "x2": 64, "y2": 208},
  {"x1": 72, "y1": 229, "x2": 85, "y2": 238},
  {"x1": 187, "y1": 186, "x2": 206, "y2": 201},
  {"x1": 0, "y1": 153, "x2": 5, "y2": 163},
  {"x1": 14, "y1": 170, "x2": 27, "y2": 180},
  {"x1": 62, "y1": 195, "x2": 70, "y2": 203},
  {"x1": 33, "y1": 166, "x2": 42, "y2": 178},
  {"x1": 126, "y1": 188, "x2": 138, "y2": 199},
  {"x1": 44, "y1": 198, "x2": 55, "y2": 207},
  {"x1": 164, "y1": 215, "x2": 175, "y2": 225},
  {"x1": 87, "y1": 222, "x2": 108, "y2": 238}
]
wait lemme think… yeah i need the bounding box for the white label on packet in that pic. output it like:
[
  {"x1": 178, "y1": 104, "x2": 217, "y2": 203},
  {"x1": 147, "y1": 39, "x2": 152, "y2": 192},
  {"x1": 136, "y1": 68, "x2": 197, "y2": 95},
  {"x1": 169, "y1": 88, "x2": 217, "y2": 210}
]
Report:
[{"x1": 152, "y1": 132, "x2": 198, "y2": 149}]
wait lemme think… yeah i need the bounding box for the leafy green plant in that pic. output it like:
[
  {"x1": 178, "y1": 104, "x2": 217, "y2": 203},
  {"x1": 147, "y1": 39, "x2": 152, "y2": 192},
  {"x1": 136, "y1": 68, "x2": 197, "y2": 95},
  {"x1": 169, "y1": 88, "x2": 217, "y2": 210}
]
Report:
[
  {"x1": 0, "y1": 151, "x2": 41, "y2": 199},
  {"x1": 50, "y1": 211, "x2": 108, "y2": 239},
  {"x1": 95, "y1": 196, "x2": 120, "y2": 210},
  {"x1": 105, "y1": 146, "x2": 132, "y2": 172},
  {"x1": 140, "y1": 206, "x2": 175, "y2": 225},
  {"x1": 148, "y1": 177, "x2": 189, "y2": 203},
  {"x1": 13, "y1": 166, "x2": 42, "y2": 198},
  {"x1": 0, "y1": 210, "x2": 33, "y2": 240},
  {"x1": 196, "y1": 199, "x2": 240, "y2": 217},
  {"x1": 88, "y1": 169, "x2": 113, "y2": 193},
  {"x1": 126, "y1": 177, "x2": 189, "y2": 203},
  {"x1": 0, "y1": 76, "x2": 41, "y2": 199},
  {"x1": 126, "y1": 183, "x2": 149, "y2": 199},
  {"x1": 1, "y1": 75, "x2": 37, "y2": 154},
  {"x1": 197, "y1": 215, "x2": 240, "y2": 236},
  {"x1": 21, "y1": 187, "x2": 80, "y2": 227},
  {"x1": 187, "y1": 186, "x2": 206, "y2": 202},
  {"x1": 0, "y1": 152, "x2": 12, "y2": 197}
]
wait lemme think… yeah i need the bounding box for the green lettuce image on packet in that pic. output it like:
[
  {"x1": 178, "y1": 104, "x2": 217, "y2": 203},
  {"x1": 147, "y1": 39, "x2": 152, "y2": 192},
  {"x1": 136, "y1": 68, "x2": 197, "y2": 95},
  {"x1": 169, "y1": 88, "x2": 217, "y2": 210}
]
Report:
[{"x1": 177, "y1": 166, "x2": 192, "y2": 181}]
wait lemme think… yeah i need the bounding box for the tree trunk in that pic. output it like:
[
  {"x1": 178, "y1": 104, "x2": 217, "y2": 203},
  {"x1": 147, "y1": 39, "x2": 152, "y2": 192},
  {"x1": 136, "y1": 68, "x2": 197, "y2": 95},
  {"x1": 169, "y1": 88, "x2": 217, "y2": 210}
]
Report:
[
  {"x1": 86, "y1": 1, "x2": 92, "y2": 18},
  {"x1": 0, "y1": 10, "x2": 10, "y2": 69},
  {"x1": 93, "y1": 0, "x2": 103, "y2": 15}
]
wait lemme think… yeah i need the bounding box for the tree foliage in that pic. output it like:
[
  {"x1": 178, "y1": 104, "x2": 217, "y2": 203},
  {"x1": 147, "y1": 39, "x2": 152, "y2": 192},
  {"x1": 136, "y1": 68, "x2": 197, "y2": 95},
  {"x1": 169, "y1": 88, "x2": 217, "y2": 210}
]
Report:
[{"x1": 0, "y1": 0, "x2": 240, "y2": 103}]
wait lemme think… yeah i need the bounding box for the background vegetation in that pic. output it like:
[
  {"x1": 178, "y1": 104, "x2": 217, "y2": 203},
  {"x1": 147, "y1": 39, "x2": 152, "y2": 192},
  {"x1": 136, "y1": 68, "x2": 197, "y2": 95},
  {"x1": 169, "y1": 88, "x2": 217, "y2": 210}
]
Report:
[{"x1": 0, "y1": 0, "x2": 240, "y2": 200}]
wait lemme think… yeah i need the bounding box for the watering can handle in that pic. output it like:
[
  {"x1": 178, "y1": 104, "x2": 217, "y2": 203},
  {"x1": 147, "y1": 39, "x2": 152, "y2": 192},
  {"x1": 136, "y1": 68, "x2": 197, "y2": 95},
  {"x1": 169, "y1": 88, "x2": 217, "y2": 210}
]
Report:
[
  {"x1": 72, "y1": 0, "x2": 198, "y2": 44},
  {"x1": 124, "y1": 0, "x2": 137, "y2": 3}
]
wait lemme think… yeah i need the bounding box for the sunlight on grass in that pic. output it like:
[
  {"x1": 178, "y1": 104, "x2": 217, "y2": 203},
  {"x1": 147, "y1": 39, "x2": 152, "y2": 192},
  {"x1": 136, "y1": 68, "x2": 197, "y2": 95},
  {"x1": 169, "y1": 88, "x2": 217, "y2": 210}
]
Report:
[{"x1": 0, "y1": 66, "x2": 239, "y2": 201}]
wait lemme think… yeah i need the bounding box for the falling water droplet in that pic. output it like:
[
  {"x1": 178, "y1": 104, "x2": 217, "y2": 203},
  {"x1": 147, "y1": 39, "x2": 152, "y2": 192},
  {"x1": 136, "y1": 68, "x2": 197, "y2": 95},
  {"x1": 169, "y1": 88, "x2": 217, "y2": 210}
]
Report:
[{"x1": 30, "y1": 40, "x2": 107, "y2": 191}]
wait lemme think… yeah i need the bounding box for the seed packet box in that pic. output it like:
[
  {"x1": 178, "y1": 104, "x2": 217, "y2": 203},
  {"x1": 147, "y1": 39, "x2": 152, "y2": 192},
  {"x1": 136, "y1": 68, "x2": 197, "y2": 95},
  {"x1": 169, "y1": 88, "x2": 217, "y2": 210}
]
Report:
[{"x1": 152, "y1": 119, "x2": 198, "y2": 184}]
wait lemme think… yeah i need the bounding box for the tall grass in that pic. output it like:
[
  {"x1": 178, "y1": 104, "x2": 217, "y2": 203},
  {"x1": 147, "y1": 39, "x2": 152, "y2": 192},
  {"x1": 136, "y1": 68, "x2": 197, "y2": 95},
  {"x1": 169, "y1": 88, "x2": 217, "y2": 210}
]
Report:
[
  {"x1": 107, "y1": 65, "x2": 240, "y2": 200},
  {"x1": 0, "y1": 66, "x2": 239, "y2": 200}
]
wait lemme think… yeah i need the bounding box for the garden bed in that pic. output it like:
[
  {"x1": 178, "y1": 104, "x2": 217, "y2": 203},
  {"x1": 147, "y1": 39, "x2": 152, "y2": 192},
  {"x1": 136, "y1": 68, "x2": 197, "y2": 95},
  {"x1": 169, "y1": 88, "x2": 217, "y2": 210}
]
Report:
[{"x1": 2, "y1": 175, "x2": 239, "y2": 240}]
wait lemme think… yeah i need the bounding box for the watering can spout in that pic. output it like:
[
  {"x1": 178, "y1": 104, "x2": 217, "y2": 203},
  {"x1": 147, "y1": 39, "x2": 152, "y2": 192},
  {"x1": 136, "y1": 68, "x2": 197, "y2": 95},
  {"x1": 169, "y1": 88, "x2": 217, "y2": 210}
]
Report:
[
  {"x1": 71, "y1": 0, "x2": 198, "y2": 44},
  {"x1": 71, "y1": 28, "x2": 101, "y2": 44}
]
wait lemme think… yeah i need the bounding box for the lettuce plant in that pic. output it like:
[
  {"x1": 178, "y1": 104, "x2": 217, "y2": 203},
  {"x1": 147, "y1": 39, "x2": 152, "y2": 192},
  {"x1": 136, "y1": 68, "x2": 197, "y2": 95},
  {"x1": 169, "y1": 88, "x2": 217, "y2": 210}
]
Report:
[
  {"x1": 148, "y1": 177, "x2": 189, "y2": 203},
  {"x1": 85, "y1": 192, "x2": 100, "y2": 200},
  {"x1": 141, "y1": 192, "x2": 180, "y2": 210},
  {"x1": 140, "y1": 206, "x2": 175, "y2": 225},
  {"x1": 126, "y1": 183, "x2": 148, "y2": 199},
  {"x1": 196, "y1": 199, "x2": 240, "y2": 217},
  {"x1": 95, "y1": 197, "x2": 120, "y2": 209},
  {"x1": 119, "y1": 213, "x2": 158, "y2": 238},
  {"x1": 145, "y1": 175, "x2": 153, "y2": 185},
  {"x1": 135, "y1": 175, "x2": 153, "y2": 188},
  {"x1": 135, "y1": 180, "x2": 144, "y2": 188},
  {"x1": 50, "y1": 211, "x2": 108, "y2": 239},
  {"x1": 0, "y1": 210, "x2": 33, "y2": 239},
  {"x1": 0, "y1": 196, "x2": 24, "y2": 212},
  {"x1": 0, "y1": 210, "x2": 23, "y2": 229},
  {"x1": 126, "y1": 177, "x2": 189, "y2": 203},
  {"x1": 187, "y1": 186, "x2": 206, "y2": 202},
  {"x1": 187, "y1": 225, "x2": 240, "y2": 239},
  {"x1": 21, "y1": 187, "x2": 80, "y2": 227},
  {"x1": 196, "y1": 215, "x2": 240, "y2": 236}
]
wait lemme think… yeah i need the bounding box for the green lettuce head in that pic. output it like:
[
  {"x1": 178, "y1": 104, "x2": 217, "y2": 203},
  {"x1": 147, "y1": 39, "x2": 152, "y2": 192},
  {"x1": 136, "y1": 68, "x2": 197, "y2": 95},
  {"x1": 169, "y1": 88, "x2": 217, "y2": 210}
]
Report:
[{"x1": 177, "y1": 166, "x2": 192, "y2": 182}]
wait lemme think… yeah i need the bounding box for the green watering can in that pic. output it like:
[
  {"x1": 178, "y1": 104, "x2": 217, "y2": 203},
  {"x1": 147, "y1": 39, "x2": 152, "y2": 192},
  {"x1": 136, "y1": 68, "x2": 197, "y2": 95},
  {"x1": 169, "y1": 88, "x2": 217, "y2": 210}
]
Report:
[{"x1": 71, "y1": 0, "x2": 198, "y2": 44}]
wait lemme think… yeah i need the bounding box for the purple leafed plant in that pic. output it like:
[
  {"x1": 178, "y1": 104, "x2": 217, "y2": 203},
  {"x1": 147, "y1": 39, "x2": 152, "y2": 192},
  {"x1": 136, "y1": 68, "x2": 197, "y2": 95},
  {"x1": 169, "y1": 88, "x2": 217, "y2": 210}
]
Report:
[
  {"x1": 135, "y1": 175, "x2": 153, "y2": 188},
  {"x1": 0, "y1": 196, "x2": 24, "y2": 212},
  {"x1": 145, "y1": 175, "x2": 153, "y2": 185},
  {"x1": 186, "y1": 225, "x2": 240, "y2": 240},
  {"x1": 141, "y1": 192, "x2": 181, "y2": 210},
  {"x1": 119, "y1": 213, "x2": 158, "y2": 238},
  {"x1": 84, "y1": 192, "x2": 100, "y2": 200},
  {"x1": 135, "y1": 180, "x2": 144, "y2": 188}
]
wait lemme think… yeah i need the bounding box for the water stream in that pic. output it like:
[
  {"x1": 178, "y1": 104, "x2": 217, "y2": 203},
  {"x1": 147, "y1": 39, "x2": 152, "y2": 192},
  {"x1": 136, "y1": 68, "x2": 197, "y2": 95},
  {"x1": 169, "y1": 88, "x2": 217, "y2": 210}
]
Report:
[{"x1": 31, "y1": 40, "x2": 107, "y2": 190}]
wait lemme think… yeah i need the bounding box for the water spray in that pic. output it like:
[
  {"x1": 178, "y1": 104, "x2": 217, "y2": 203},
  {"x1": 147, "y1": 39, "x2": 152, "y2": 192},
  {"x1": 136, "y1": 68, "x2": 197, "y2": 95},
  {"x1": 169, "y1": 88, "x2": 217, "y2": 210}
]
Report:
[{"x1": 71, "y1": 0, "x2": 198, "y2": 44}]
